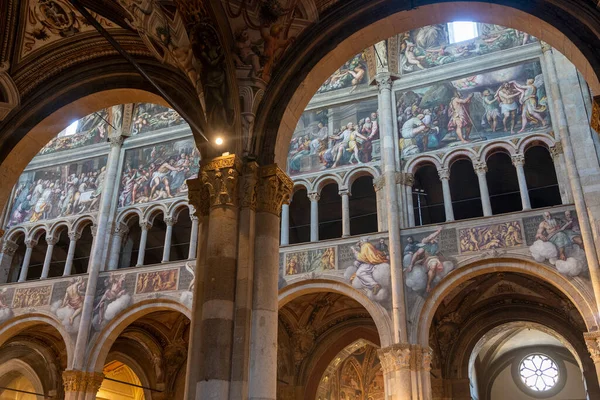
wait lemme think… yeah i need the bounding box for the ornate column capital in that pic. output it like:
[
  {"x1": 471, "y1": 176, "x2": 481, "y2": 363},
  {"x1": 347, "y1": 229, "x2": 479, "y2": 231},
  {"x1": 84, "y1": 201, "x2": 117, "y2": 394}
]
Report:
[
  {"x1": 550, "y1": 142, "x2": 563, "y2": 159},
  {"x1": 421, "y1": 347, "x2": 433, "y2": 372},
  {"x1": 46, "y1": 236, "x2": 59, "y2": 246},
  {"x1": 473, "y1": 161, "x2": 488, "y2": 175},
  {"x1": 113, "y1": 222, "x2": 129, "y2": 238},
  {"x1": 591, "y1": 95, "x2": 600, "y2": 133},
  {"x1": 62, "y1": 370, "x2": 105, "y2": 393},
  {"x1": 377, "y1": 344, "x2": 412, "y2": 373},
  {"x1": 373, "y1": 176, "x2": 386, "y2": 192},
  {"x1": 437, "y1": 168, "x2": 450, "y2": 181},
  {"x1": 24, "y1": 238, "x2": 38, "y2": 248},
  {"x1": 511, "y1": 154, "x2": 525, "y2": 167},
  {"x1": 308, "y1": 192, "x2": 320, "y2": 202},
  {"x1": 139, "y1": 221, "x2": 152, "y2": 231},
  {"x1": 85, "y1": 372, "x2": 105, "y2": 393},
  {"x1": 200, "y1": 154, "x2": 242, "y2": 209},
  {"x1": 164, "y1": 216, "x2": 177, "y2": 226},
  {"x1": 396, "y1": 172, "x2": 414, "y2": 186},
  {"x1": 68, "y1": 231, "x2": 82, "y2": 242},
  {"x1": 256, "y1": 164, "x2": 293, "y2": 215},
  {"x1": 187, "y1": 178, "x2": 209, "y2": 217},
  {"x1": 540, "y1": 40, "x2": 552, "y2": 53},
  {"x1": 584, "y1": 331, "x2": 600, "y2": 364},
  {"x1": 109, "y1": 135, "x2": 125, "y2": 148},
  {"x1": 338, "y1": 188, "x2": 351, "y2": 197},
  {"x1": 240, "y1": 161, "x2": 259, "y2": 210},
  {"x1": 375, "y1": 73, "x2": 393, "y2": 92},
  {"x1": 1, "y1": 240, "x2": 19, "y2": 256},
  {"x1": 90, "y1": 224, "x2": 98, "y2": 237}
]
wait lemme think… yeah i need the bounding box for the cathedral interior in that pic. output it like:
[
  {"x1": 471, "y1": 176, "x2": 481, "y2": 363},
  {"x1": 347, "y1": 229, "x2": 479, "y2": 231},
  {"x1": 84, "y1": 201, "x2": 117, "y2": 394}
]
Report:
[{"x1": 1, "y1": 1, "x2": 600, "y2": 399}]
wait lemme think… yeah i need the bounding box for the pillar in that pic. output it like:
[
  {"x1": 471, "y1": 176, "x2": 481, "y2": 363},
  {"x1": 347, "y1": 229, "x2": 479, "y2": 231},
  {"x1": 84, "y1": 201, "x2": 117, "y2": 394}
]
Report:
[
  {"x1": 40, "y1": 236, "x2": 58, "y2": 279},
  {"x1": 108, "y1": 223, "x2": 128, "y2": 271},
  {"x1": 549, "y1": 143, "x2": 573, "y2": 204},
  {"x1": 584, "y1": 331, "x2": 600, "y2": 396},
  {"x1": 188, "y1": 214, "x2": 199, "y2": 259},
  {"x1": 18, "y1": 239, "x2": 36, "y2": 282},
  {"x1": 438, "y1": 168, "x2": 455, "y2": 222},
  {"x1": 340, "y1": 188, "x2": 351, "y2": 237},
  {"x1": 136, "y1": 221, "x2": 152, "y2": 266},
  {"x1": 280, "y1": 203, "x2": 290, "y2": 245},
  {"x1": 193, "y1": 155, "x2": 242, "y2": 400},
  {"x1": 474, "y1": 161, "x2": 492, "y2": 217},
  {"x1": 512, "y1": 154, "x2": 531, "y2": 211},
  {"x1": 0, "y1": 240, "x2": 18, "y2": 283},
  {"x1": 378, "y1": 345, "x2": 433, "y2": 400},
  {"x1": 308, "y1": 192, "x2": 320, "y2": 242},
  {"x1": 70, "y1": 135, "x2": 124, "y2": 371},
  {"x1": 62, "y1": 370, "x2": 104, "y2": 400},
  {"x1": 374, "y1": 177, "x2": 387, "y2": 231},
  {"x1": 404, "y1": 173, "x2": 415, "y2": 227},
  {"x1": 376, "y1": 72, "x2": 409, "y2": 344},
  {"x1": 162, "y1": 216, "x2": 176, "y2": 263},
  {"x1": 63, "y1": 232, "x2": 80, "y2": 276},
  {"x1": 249, "y1": 165, "x2": 293, "y2": 400}
]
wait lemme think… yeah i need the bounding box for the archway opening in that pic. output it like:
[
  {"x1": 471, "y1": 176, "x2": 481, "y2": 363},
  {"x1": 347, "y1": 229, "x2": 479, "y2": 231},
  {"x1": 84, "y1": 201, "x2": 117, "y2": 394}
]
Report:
[
  {"x1": 98, "y1": 361, "x2": 146, "y2": 400},
  {"x1": 349, "y1": 175, "x2": 378, "y2": 236},
  {"x1": 319, "y1": 183, "x2": 342, "y2": 240},
  {"x1": 289, "y1": 188, "x2": 311, "y2": 244},
  {"x1": 278, "y1": 291, "x2": 381, "y2": 400},
  {"x1": 524, "y1": 146, "x2": 562, "y2": 209},
  {"x1": 144, "y1": 213, "x2": 166, "y2": 266},
  {"x1": 486, "y1": 152, "x2": 522, "y2": 215},
  {"x1": 171, "y1": 208, "x2": 192, "y2": 262},
  {"x1": 72, "y1": 222, "x2": 94, "y2": 275},
  {"x1": 119, "y1": 216, "x2": 142, "y2": 269},
  {"x1": 450, "y1": 159, "x2": 482, "y2": 221},
  {"x1": 413, "y1": 163, "x2": 445, "y2": 226}
]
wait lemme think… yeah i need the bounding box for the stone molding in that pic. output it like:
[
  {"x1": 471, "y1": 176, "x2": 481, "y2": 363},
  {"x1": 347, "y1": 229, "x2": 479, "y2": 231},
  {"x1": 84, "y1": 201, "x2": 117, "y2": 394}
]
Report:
[
  {"x1": 200, "y1": 154, "x2": 242, "y2": 208},
  {"x1": 592, "y1": 95, "x2": 600, "y2": 133},
  {"x1": 62, "y1": 370, "x2": 105, "y2": 393},
  {"x1": 256, "y1": 164, "x2": 293, "y2": 215},
  {"x1": 378, "y1": 344, "x2": 433, "y2": 373},
  {"x1": 584, "y1": 331, "x2": 600, "y2": 364}
]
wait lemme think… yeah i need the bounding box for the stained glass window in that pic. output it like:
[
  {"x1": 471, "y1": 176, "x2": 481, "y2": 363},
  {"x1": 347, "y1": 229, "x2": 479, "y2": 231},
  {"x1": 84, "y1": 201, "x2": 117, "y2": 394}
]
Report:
[{"x1": 519, "y1": 354, "x2": 559, "y2": 392}]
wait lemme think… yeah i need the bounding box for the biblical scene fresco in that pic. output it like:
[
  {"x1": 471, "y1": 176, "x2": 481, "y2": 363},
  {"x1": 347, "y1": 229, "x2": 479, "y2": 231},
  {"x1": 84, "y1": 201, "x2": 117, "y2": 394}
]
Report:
[
  {"x1": 400, "y1": 23, "x2": 536, "y2": 74},
  {"x1": 317, "y1": 51, "x2": 369, "y2": 94},
  {"x1": 118, "y1": 138, "x2": 200, "y2": 207},
  {"x1": 132, "y1": 103, "x2": 186, "y2": 135},
  {"x1": 6, "y1": 155, "x2": 108, "y2": 228},
  {"x1": 285, "y1": 247, "x2": 336, "y2": 275},
  {"x1": 135, "y1": 269, "x2": 179, "y2": 294},
  {"x1": 288, "y1": 97, "x2": 380, "y2": 176},
  {"x1": 459, "y1": 221, "x2": 523, "y2": 253},
  {"x1": 397, "y1": 60, "x2": 550, "y2": 158},
  {"x1": 12, "y1": 285, "x2": 52, "y2": 308},
  {"x1": 38, "y1": 107, "x2": 117, "y2": 155},
  {"x1": 317, "y1": 345, "x2": 384, "y2": 400}
]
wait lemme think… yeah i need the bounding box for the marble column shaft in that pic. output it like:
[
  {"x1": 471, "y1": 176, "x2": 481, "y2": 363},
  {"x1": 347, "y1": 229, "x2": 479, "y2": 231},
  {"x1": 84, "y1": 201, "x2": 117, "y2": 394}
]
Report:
[
  {"x1": 280, "y1": 203, "x2": 290, "y2": 245},
  {"x1": 162, "y1": 216, "x2": 176, "y2": 262},
  {"x1": 550, "y1": 143, "x2": 573, "y2": 204},
  {"x1": 474, "y1": 162, "x2": 492, "y2": 216},
  {"x1": 71, "y1": 135, "x2": 123, "y2": 371},
  {"x1": 18, "y1": 239, "x2": 36, "y2": 282},
  {"x1": 308, "y1": 192, "x2": 320, "y2": 242},
  {"x1": 404, "y1": 173, "x2": 415, "y2": 227},
  {"x1": 41, "y1": 236, "x2": 58, "y2": 279},
  {"x1": 512, "y1": 154, "x2": 531, "y2": 211},
  {"x1": 249, "y1": 165, "x2": 292, "y2": 400},
  {"x1": 438, "y1": 168, "x2": 455, "y2": 222},
  {"x1": 340, "y1": 189, "x2": 351, "y2": 237},
  {"x1": 136, "y1": 221, "x2": 151, "y2": 266},
  {"x1": 63, "y1": 232, "x2": 81, "y2": 276},
  {"x1": 376, "y1": 73, "x2": 408, "y2": 343},
  {"x1": 108, "y1": 223, "x2": 128, "y2": 271},
  {"x1": 374, "y1": 177, "x2": 387, "y2": 231},
  {"x1": 188, "y1": 214, "x2": 199, "y2": 259}
]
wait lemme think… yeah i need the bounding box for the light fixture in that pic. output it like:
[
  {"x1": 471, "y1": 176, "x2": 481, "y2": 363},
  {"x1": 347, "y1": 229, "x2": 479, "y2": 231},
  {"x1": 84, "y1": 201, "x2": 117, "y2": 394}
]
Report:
[{"x1": 215, "y1": 137, "x2": 224, "y2": 145}]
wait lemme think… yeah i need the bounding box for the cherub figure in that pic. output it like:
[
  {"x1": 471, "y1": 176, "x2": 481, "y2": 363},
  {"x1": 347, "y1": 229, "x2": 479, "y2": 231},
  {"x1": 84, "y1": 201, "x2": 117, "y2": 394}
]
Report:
[{"x1": 260, "y1": 23, "x2": 295, "y2": 81}]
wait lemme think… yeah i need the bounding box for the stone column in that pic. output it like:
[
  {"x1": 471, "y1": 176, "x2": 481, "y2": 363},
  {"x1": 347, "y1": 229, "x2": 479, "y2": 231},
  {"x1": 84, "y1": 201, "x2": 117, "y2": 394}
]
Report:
[
  {"x1": 308, "y1": 192, "x2": 320, "y2": 242},
  {"x1": 373, "y1": 177, "x2": 387, "y2": 231},
  {"x1": 108, "y1": 223, "x2": 128, "y2": 271},
  {"x1": 40, "y1": 236, "x2": 58, "y2": 279},
  {"x1": 473, "y1": 161, "x2": 492, "y2": 217},
  {"x1": 340, "y1": 188, "x2": 351, "y2": 237},
  {"x1": 437, "y1": 168, "x2": 455, "y2": 222},
  {"x1": 70, "y1": 135, "x2": 124, "y2": 371},
  {"x1": 549, "y1": 143, "x2": 573, "y2": 204},
  {"x1": 62, "y1": 370, "x2": 104, "y2": 400},
  {"x1": 136, "y1": 221, "x2": 152, "y2": 267},
  {"x1": 376, "y1": 73, "x2": 409, "y2": 343},
  {"x1": 404, "y1": 173, "x2": 415, "y2": 227},
  {"x1": 18, "y1": 239, "x2": 37, "y2": 282},
  {"x1": 0, "y1": 240, "x2": 18, "y2": 283},
  {"x1": 63, "y1": 232, "x2": 81, "y2": 276},
  {"x1": 280, "y1": 203, "x2": 290, "y2": 245},
  {"x1": 378, "y1": 345, "x2": 412, "y2": 399},
  {"x1": 512, "y1": 154, "x2": 531, "y2": 211},
  {"x1": 194, "y1": 155, "x2": 242, "y2": 400},
  {"x1": 585, "y1": 331, "x2": 600, "y2": 391},
  {"x1": 188, "y1": 214, "x2": 199, "y2": 259},
  {"x1": 162, "y1": 216, "x2": 176, "y2": 263},
  {"x1": 249, "y1": 165, "x2": 293, "y2": 400}
]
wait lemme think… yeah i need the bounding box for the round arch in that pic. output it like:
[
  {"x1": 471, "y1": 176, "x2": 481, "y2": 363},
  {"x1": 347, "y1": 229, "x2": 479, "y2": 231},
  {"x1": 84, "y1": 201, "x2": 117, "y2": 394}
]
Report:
[
  {"x1": 479, "y1": 141, "x2": 518, "y2": 162},
  {"x1": 518, "y1": 134, "x2": 557, "y2": 154},
  {"x1": 143, "y1": 204, "x2": 169, "y2": 223},
  {"x1": 0, "y1": 359, "x2": 45, "y2": 398},
  {"x1": 86, "y1": 299, "x2": 191, "y2": 372},
  {"x1": 255, "y1": 1, "x2": 600, "y2": 167},
  {"x1": 343, "y1": 165, "x2": 380, "y2": 189},
  {"x1": 312, "y1": 173, "x2": 343, "y2": 194},
  {"x1": 0, "y1": 313, "x2": 75, "y2": 367},
  {"x1": 404, "y1": 155, "x2": 443, "y2": 174},
  {"x1": 415, "y1": 257, "x2": 599, "y2": 345},
  {"x1": 279, "y1": 279, "x2": 394, "y2": 347},
  {"x1": 441, "y1": 148, "x2": 479, "y2": 169},
  {"x1": 104, "y1": 352, "x2": 154, "y2": 400}
]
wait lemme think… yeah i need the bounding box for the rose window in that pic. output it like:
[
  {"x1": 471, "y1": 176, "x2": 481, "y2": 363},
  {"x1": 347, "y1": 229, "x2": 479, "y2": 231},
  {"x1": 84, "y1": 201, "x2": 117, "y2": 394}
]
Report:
[{"x1": 519, "y1": 354, "x2": 559, "y2": 392}]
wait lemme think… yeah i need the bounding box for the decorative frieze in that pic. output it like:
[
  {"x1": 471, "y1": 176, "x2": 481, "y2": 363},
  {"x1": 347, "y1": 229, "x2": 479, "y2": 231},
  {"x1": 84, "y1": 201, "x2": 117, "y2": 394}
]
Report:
[
  {"x1": 200, "y1": 154, "x2": 242, "y2": 208},
  {"x1": 257, "y1": 164, "x2": 293, "y2": 215}
]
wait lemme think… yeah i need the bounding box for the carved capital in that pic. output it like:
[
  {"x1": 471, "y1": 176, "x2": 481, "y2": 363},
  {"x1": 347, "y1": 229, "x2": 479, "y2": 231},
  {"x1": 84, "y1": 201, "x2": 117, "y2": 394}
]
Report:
[
  {"x1": 376, "y1": 74, "x2": 393, "y2": 92},
  {"x1": 109, "y1": 135, "x2": 125, "y2": 148},
  {"x1": 240, "y1": 161, "x2": 259, "y2": 210},
  {"x1": 68, "y1": 231, "x2": 82, "y2": 241},
  {"x1": 62, "y1": 370, "x2": 104, "y2": 393},
  {"x1": 511, "y1": 154, "x2": 525, "y2": 167},
  {"x1": 584, "y1": 331, "x2": 600, "y2": 364},
  {"x1": 1, "y1": 240, "x2": 18, "y2": 256},
  {"x1": 140, "y1": 221, "x2": 152, "y2": 230},
  {"x1": 256, "y1": 164, "x2": 293, "y2": 215},
  {"x1": 24, "y1": 239, "x2": 37, "y2": 248},
  {"x1": 187, "y1": 178, "x2": 209, "y2": 217},
  {"x1": 550, "y1": 142, "x2": 563, "y2": 159},
  {"x1": 338, "y1": 188, "x2": 350, "y2": 197},
  {"x1": 373, "y1": 176, "x2": 386, "y2": 192},
  {"x1": 540, "y1": 40, "x2": 552, "y2": 53},
  {"x1": 377, "y1": 344, "x2": 412, "y2": 373},
  {"x1": 308, "y1": 192, "x2": 320, "y2": 202},
  {"x1": 591, "y1": 95, "x2": 600, "y2": 133},
  {"x1": 46, "y1": 236, "x2": 59, "y2": 246},
  {"x1": 437, "y1": 168, "x2": 450, "y2": 180},
  {"x1": 85, "y1": 372, "x2": 105, "y2": 393},
  {"x1": 396, "y1": 172, "x2": 414, "y2": 186},
  {"x1": 200, "y1": 155, "x2": 242, "y2": 208},
  {"x1": 421, "y1": 347, "x2": 433, "y2": 372},
  {"x1": 164, "y1": 216, "x2": 177, "y2": 226},
  {"x1": 112, "y1": 222, "x2": 129, "y2": 238},
  {"x1": 473, "y1": 161, "x2": 488, "y2": 175},
  {"x1": 90, "y1": 225, "x2": 98, "y2": 237}
]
